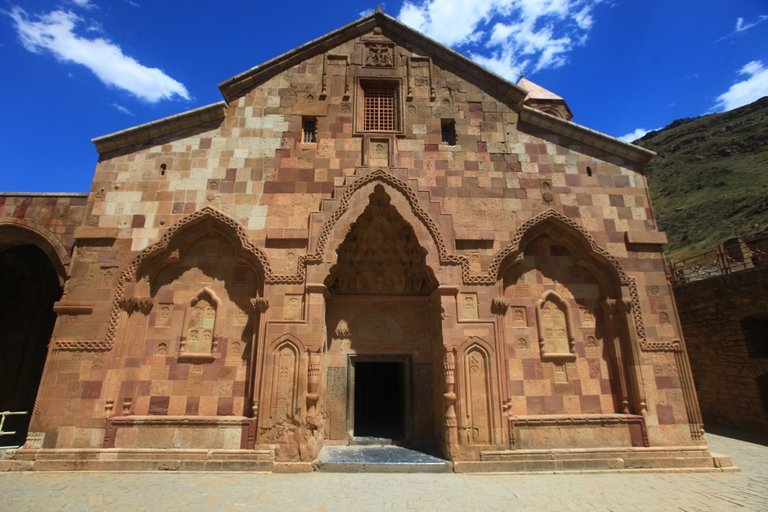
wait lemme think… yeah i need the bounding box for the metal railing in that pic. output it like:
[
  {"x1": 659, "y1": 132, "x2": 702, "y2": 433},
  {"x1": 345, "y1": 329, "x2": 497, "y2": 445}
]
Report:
[
  {"x1": 668, "y1": 232, "x2": 768, "y2": 285},
  {"x1": 0, "y1": 411, "x2": 27, "y2": 438}
]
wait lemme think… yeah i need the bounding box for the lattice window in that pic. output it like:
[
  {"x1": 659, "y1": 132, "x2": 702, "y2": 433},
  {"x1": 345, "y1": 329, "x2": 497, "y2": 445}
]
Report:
[
  {"x1": 302, "y1": 117, "x2": 317, "y2": 143},
  {"x1": 363, "y1": 85, "x2": 398, "y2": 131}
]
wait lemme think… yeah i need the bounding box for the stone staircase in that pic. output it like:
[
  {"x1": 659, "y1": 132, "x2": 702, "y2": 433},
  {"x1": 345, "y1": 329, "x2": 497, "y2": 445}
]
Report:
[{"x1": 315, "y1": 437, "x2": 452, "y2": 473}]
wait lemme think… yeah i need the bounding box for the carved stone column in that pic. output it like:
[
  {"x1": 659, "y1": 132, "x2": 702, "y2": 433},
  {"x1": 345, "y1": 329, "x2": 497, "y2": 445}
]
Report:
[
  {"x1": 491, "y1": 297, "x2": 511, "y2": 443},
  {"x1": 674, "y1": 343, "x2": 705, "y2": 441},
  {"x1": 600, "y1": 298, "x2": 631, "y2": 414},
  {"x1": 604, "y1": 297, "x2": 648, "y2": 414},
  {"x1": 443, "y1": 347, "x2": 458, "y2": 457},
  {"x1": 306, "y1": 348, "x2": 322, "y2": 428},
  {"x1": 248, "y1": 297, "x2": 269, "y2": 423}
]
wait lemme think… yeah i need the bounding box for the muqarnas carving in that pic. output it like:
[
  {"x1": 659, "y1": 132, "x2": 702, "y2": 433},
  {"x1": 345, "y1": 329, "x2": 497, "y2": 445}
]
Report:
[
  {"x1": 325, "y1": 185, "x2": 437, "y2": 295},
  {"x1": 180, "y1": 287, "x2": 220, "y2": 360},
  {"x1": 535, "y1": 291, "x2": 576, "y2": 361}
]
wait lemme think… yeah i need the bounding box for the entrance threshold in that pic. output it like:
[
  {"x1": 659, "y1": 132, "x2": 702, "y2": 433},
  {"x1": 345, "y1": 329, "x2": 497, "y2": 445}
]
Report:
[{"x1": 316, "y1": 444, "x2": 452, "y2": 473}]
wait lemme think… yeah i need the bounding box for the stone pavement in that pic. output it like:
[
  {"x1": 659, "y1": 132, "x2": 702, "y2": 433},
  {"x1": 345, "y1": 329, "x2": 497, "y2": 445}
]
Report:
[{"x1": 1, "y1": 427, "x2": 766, "y2": 512}]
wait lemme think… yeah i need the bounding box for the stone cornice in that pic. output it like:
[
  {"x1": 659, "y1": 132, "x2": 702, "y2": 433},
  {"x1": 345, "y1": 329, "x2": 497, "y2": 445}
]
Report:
[
  {"x1": 91, "y1": 102, "x2": 227, "y2": 156},
  {"x1": 519, "y1": 106, "x2": 656, "y2": 166}
]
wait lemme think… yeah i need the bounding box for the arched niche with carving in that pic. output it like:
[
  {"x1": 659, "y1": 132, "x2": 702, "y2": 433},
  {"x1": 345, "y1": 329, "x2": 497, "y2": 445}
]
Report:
[
  {"x1": 101, "y1": 207, "x2": 268, "y2": 353},
  {"x1": 535, "y1": 290, "x2": 576, "y2": 361},
  {"x1": 179, "y1": 287, "x2": 221, "y2": 361},
  {"x1": 456, "y1": 337, "x2": 499, "y2": 446},
  {"x1": 262, "y1": 334, "x2": 306, "y2": 426}
]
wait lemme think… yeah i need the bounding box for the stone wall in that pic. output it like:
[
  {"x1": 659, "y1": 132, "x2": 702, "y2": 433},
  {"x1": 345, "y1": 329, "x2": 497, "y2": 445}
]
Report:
[{"x1": 673, "y1": 266, "x2": 768, "y2": 432}]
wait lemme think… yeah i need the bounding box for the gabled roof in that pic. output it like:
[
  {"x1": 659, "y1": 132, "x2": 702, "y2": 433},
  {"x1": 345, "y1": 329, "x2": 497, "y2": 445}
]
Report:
[
  {"x1": 218, "y1": 11, "x2": 528, "y2": 106},
  {"x1": 92, "y1": 10, "x2": 654, "y2": 165},
  {"x1": 92, "y1": 102, "x2": 226, "y2": 156}
]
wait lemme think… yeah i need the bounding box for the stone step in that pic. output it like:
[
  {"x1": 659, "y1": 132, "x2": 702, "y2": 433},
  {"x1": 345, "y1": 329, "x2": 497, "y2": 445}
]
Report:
[
  {"x1": 349, "y1": 436, "x2": 394, "y2": 446},
  {"x1": 316, "y1": 445, "x2": 452, "y2": 473}
]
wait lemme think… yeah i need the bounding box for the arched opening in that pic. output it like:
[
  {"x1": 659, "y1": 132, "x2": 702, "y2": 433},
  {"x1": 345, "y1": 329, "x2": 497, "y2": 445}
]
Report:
[
  {"x1": 0, "y1": 245, "x2": 61, "y2": 446},
  {"x1": 323, "y1": 184, "x2": 442, "y2": 450}
]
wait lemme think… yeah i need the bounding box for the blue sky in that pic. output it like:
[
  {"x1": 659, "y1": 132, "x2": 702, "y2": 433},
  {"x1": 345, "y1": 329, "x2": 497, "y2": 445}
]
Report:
[{"x1": 2, "y1": 0, "x2": 767, "y2": 193}]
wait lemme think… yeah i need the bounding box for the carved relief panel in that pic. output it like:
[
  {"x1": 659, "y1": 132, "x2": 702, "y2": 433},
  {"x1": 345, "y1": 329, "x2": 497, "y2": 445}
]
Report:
[
  {"x1": 180, "y1": 288, "x2": 220, "y2": 357},
  {"x1": 270, "y1": 342, "x2": 300, "y2": 422},
  {"x1": 535, "y1": 292, "x2": 575, "y2": 361},
  {"x1": 364, "y1": 42, "x2": 395, "y2": 68},
  {"x1": 464, "y1": 347, "x2": 492, "y2": 445}
]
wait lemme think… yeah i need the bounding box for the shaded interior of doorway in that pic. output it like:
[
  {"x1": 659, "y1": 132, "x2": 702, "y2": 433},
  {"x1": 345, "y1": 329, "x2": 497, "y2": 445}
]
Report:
[
  {"x1": 354, "y1": 361, "x2": 405, "y2": 439},
  {"x1": 0, "y1": 245, "x2": 61, "y2": 446}
]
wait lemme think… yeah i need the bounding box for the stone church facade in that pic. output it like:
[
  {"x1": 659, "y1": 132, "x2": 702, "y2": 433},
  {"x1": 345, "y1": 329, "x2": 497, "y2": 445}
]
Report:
[{"x1": 1, "y1": 12, "x2": 728, "y2": 471}]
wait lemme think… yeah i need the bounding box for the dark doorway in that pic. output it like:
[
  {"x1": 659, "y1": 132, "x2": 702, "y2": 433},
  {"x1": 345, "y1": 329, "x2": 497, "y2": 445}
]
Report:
[
  {"x1": 0, "y1": 245, "x2": 61, "y2": 446},
  {"x1": 354, "y1": 361, "x2": 405, "y2": 439}
]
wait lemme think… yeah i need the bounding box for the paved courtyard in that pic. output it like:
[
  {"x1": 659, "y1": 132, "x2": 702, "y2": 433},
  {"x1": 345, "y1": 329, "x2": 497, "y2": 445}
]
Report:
[{"x1": 1, "y1": 427, "x2": 766, "y2": 512}]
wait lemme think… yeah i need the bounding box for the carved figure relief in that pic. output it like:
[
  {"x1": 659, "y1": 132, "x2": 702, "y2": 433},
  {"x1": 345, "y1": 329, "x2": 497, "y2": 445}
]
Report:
[
  {"x1": 540, "y1": 181, "x2": 554, "y2": 205},
  {"x1": 365, "y1": 43, "x2": 394, "y2": 67}
]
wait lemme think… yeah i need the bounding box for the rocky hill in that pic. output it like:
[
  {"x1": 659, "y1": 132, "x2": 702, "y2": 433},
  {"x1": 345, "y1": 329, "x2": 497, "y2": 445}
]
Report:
[{"x1": 635, "y1": 96, "x2": 768, "y2": 260}]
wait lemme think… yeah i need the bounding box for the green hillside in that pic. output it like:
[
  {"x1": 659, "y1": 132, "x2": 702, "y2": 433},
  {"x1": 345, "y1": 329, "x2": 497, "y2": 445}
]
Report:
[{"x1": 635, "y1": 96, "x2": 768, "y2": 260}]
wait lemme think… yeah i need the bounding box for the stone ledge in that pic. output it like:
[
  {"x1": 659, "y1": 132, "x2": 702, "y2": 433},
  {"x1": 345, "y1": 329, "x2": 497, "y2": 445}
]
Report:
[
  {"x1": 457, "y1": 446, "x2": 736, "y2": 473},
  {"x1": 625, "y1": 230, "x2": 668, "y2": 246},
  {"x1": 73, "y1": 226, "x2": 119, "y2": 241},
  {"x1": 5, "y1": 447, "x2": 275, "y2": 472}
]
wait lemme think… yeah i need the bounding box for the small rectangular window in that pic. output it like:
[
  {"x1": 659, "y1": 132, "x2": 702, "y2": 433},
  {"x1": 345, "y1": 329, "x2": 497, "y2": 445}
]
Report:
[
  {"x1": 363, "y1": 84, "x2": 398, "y2": 131},
  {"x1": 441, "y1": 119, "x2": 456, "y2": 145},
  {"x1": 302, "y1": 117, "x2": 317, "y2": 143}
]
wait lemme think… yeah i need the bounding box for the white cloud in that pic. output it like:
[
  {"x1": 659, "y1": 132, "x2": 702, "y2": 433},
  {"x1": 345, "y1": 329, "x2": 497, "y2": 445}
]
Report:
[
  {"x1": 714, "y1": 60, "x2": 768, "y2": 112},
  {"x1": 70, "y1": 0, "x2": 96, "y2": 9},
  {"x1": 112, "y1": 103, "x2": 134, "y2": 116},
  {"x1": 9, "y1": 7, "x2": 190, "y2": 103},
  {"x1": 716, "y1": 14, "x2": 768, "y2": 41},
  {"x1": 617, "y1": 127, "x2": 659, "y2": 143},
  {"x1": 397, "y1": 0, "x2": 602, "y2": 81},
  {"x1": 736, "y1": 14, "x2": 768, "y2": 33}
]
